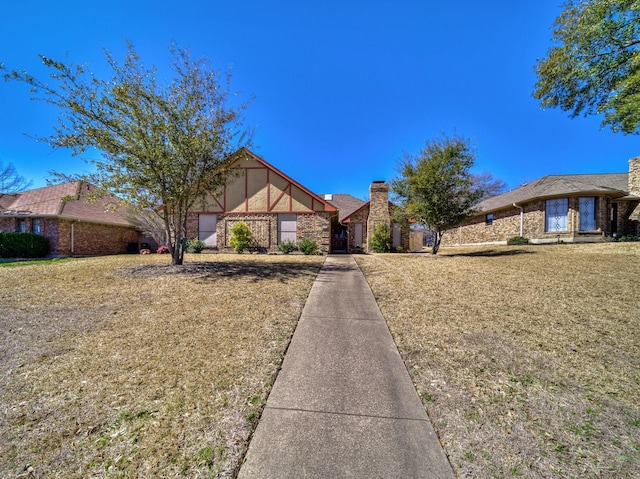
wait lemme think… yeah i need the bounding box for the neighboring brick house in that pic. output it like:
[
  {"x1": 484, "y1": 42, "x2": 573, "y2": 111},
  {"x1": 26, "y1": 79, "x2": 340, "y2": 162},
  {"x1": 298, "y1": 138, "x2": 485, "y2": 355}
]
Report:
[
  {"x1": 0, "y1": 181, "x2": 140, "y2": 256},
  {"x1": 442, "y1": 157, "x2": 640, "y2": 246},
  {"x1": 187, "y1": 148, "x2": 411, "y2": 253}
]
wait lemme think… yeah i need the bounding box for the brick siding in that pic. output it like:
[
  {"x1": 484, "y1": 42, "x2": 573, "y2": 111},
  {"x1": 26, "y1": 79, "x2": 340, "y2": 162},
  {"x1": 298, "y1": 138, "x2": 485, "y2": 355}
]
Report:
[
  {"x1": 188, "y1": 212, "x2": 331, "y2": 253},
  {"x1": 0, "y1": 217, "x2": 139, "y2": 256},
  {"x1": 443, "y1": 195, "x2": 619, "y2": 246}
]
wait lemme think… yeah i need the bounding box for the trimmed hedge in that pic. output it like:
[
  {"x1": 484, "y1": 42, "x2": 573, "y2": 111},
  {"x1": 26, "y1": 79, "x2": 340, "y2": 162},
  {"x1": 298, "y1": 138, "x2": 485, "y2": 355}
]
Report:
[
  {"x1": 0, "y1": 232, "x2": 49, "y2": 258},
  {"x1": 507, "y1": 236, "x2": 529, "y2": 245}
]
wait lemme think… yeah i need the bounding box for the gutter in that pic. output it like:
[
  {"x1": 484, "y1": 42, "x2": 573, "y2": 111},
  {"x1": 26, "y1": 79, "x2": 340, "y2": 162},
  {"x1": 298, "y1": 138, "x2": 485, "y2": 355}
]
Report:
[{"x1": 513, "y1": 203, "x2": 524, "y2": 237}]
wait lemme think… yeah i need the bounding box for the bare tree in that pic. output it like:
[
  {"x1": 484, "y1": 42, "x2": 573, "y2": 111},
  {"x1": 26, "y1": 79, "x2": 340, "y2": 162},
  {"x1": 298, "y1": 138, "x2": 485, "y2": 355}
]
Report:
[{"x1": 0, "y1": 161, "x2": 32, "y2": 193}]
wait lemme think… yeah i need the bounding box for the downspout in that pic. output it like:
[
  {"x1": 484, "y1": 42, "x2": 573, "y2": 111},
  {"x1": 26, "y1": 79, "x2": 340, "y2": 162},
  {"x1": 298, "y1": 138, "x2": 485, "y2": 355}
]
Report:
[
  {"x1": 70, "y1": 221, "x2": 76, "y2": 254},
  {"x1": 513, "y1": 203, "x2": 524, "y2": 237}
]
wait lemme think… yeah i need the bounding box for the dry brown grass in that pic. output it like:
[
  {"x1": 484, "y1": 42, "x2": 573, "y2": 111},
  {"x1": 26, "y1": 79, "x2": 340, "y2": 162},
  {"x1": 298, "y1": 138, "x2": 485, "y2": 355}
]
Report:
[
  {"x1": 355, "y1": 243, "x2": 640, "y2": 479},
  {"x1": 0, "y1": 253, "x2": 324, "y2": 478}
]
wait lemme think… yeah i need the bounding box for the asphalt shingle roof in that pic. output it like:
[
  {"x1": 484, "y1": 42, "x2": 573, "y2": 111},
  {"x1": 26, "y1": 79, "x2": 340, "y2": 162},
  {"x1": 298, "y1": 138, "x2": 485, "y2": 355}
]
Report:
[
  {"x1": 0, "y1": 181, "x2": 133, "y2": 226},
  {"x1": 477, "y1": 173, "x2": 631, "y2": 213},
  {"x1": 326, "y1": 194, "x2": 367, "y2": 222}
]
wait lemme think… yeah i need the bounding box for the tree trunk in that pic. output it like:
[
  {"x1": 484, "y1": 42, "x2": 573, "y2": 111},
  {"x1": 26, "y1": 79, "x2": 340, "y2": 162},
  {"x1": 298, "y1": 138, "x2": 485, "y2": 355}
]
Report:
[{"x1": 431, "y1": 229, "x2": 442, "y2": 255}]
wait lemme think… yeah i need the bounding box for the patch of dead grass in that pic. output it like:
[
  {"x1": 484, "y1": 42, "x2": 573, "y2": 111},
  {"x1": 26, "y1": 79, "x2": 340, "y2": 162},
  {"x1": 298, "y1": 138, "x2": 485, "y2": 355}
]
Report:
[
  {"x1": 355, "y1": 243, "x2": 640, "y2": 478},
  {"x1": 0, "y1": 253, "x2": 323, "y2": 478}
]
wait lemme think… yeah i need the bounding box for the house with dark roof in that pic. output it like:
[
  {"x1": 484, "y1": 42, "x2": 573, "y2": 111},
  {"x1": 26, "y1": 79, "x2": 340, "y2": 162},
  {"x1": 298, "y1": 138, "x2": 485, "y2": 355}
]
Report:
[
  {"x1": 0, "y1": 181, "x2": 140, "y2": 256},
  {"x1": 186, "y1": 148, "x2": 411, "y2": 253},
  {"x1": 185, "y1": 148, "x2": 337, "y2": 252},
  {"x1": 0, "y1": 148, "x2": 411, "y2": 257},
  {"x1": 441, "y1": 157, "x2": 640, "y2": 246}
]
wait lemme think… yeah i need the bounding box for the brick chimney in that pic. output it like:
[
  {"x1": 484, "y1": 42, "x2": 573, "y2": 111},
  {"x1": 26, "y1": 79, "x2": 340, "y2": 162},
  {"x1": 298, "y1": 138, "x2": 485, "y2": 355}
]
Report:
[
  {"x1": 366, "y1": 181, "x2": 391, "y2": 250},
  {"x1": 629, "y1": 157, "x2": 640, "y2": 196}
]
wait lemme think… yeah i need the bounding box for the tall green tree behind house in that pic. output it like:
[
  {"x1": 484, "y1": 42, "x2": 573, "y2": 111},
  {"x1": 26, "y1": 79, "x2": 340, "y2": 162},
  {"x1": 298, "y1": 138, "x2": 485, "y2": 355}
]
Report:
[
  {"x1": 391, "y1": 134, "x2": 484, "y2": 254},
  {"x1": 534, "y1": 0, "x2": 640, "y2": 134},
  {"x1": 2, "y1": 43, "x2": 251, "y2": 265}
]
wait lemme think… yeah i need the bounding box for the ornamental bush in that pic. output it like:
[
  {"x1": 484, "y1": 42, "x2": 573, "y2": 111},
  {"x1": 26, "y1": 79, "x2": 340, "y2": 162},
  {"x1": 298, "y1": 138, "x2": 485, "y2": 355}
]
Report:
[
  {"x1": 229, "y1": 221, "x2": 253, "y2": 253},
  {"x1": 369, "y1": 223, "x2": 392, "y2": 253},
  {"x1": 507, "y1": 236, "x2": 529, "y2": 245},
  {"x1": 278, "y1": 239, "x2": 297, "y2": 254},
  {"x1": 186, "y1": 238, "x2": 206, "y2": 253},
  {"x1": 298, "y1": 237, "x2": 320, "y2": 255},
  {"x1": 0, "y1": 232, "x2": 49, "y2": 258},
  {"x1": 157, "y1": 245, "x2": 171, "y2": 254},
  {"x1": 617, "y1": 235, "x2": 639, "y2": 242}
]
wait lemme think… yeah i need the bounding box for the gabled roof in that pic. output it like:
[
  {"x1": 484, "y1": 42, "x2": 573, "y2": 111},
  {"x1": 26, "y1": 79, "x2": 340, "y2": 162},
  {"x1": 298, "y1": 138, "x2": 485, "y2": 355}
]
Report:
[
  {"x1": 0, "y1": 181, "x2": 134, "y2": 226},
  {"x1": 229, "y1": 147, "x2": 337, "y2": 212},
  {"x1": 477, "y1": 173, "x2": 631, "y2": 214},
  {"x1": 326, "y1": 194, "x2": 367, "y2": 222}
]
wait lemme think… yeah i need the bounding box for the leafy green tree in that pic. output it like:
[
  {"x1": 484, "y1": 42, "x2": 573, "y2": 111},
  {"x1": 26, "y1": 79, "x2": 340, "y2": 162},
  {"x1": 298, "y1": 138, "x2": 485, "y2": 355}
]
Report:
[
  {"x1": 229, "y1": 221, "x2": 253, "y2": 253},
  {"x1": 2, "y1": 43, "x2": 250, "y2": 265},
  {"x1": 391, "y1": 134, "x2": 484, "y2": 255},
  {"x1": 534, "y1": 0, "x2": 640, "y2": 133},
  {"x1": 0, "y1": 161, "x2": 31, "y2": 194},
  {"x1": 369, "y1": 222, "x2": 392, "y2": 253}
]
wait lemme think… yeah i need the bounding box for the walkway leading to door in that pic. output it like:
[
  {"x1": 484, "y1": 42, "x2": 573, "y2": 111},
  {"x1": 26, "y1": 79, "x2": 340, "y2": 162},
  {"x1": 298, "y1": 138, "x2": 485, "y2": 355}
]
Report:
[{"x1": 237, "y1": 255, "x2": 455, "y2": 478}]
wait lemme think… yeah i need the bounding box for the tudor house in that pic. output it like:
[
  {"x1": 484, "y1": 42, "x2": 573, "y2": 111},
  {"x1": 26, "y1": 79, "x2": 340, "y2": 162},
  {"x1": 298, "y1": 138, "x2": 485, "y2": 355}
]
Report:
[
  {"x1": 442, "y1": 157, "x2": 640, "y2": 246},
  {"x1": 1, "y1": 148, "x2": 411, "y2": 256},
  {"x1": 186, "y1": 148, "x2": 410, "y2": 253}
]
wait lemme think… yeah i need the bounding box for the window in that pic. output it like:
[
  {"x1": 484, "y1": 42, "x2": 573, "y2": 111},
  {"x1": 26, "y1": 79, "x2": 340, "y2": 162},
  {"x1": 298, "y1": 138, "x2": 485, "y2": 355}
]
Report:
[
  {"x1": 17, "y1": 219, "x2": 27, "y2": 233},
  {"x1": 354, "y1": 223, "x2": 363, "y2": 247},
  {"x1": 392, "y1": 223, "x2": 402, "y2": 248},
  {"x1": 198, "y1": 214, "x2": 217, "y2": 246},
  {"x1": 486, "y1": 213, "x2": 494, "y2": 226},
  {"x1": 278, "y1": 214, "x2": 297, "y2": 243},
  {"x1": 32, "y1": 219, "x2": 42, "y2": 235},
  {"x1": 545, "y1": 198, "x2": 568, "y2": 232},
  {"x1": 579, "y1": 197, "x2": 596, "y2": 231}
]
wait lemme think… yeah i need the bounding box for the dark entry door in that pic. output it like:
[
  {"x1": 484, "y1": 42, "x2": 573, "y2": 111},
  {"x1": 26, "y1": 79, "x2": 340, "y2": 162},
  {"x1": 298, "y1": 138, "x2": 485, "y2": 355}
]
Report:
[{"x1": 331, "y1": 224, "x2": 348, "y2": 252}]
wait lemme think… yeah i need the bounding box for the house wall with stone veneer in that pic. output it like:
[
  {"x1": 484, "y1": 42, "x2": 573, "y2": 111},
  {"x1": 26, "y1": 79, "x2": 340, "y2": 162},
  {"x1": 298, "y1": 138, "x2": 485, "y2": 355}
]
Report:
[
  {"x1": 366, "y1": 182, "x2": 391, "y2": 252},
  {"x1": 442, "y1": 195, "x2": 616, "y2": 246},
  {"x1": 187, "y1": 211, "x2": 332, "y2": 253}
]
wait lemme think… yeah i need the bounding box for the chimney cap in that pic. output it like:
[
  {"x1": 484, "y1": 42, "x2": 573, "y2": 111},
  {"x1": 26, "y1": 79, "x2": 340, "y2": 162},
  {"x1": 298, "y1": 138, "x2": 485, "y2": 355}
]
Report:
[{"x1": 372, "y1": 180, "x2": 386, "y2": 184}]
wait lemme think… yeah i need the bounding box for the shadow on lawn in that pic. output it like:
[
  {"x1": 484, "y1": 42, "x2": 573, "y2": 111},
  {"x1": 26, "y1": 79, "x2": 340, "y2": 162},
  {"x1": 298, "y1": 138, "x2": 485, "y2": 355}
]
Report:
[
  {"x1": 443, "y1": 248, "x2": 536, "y2": 258},
  {"x1": 124, "y1": 259, "x2": 324, "y2": 283}
]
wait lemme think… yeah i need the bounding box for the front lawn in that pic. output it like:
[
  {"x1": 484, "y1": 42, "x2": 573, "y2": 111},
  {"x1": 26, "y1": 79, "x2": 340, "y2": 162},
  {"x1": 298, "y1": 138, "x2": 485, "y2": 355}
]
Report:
[
  {"x1": 0, "y1": 253, "x2": 324, "y2": 478},
  {"x1": 356, "y1": 243, "x2": 640, "y2": 478}
]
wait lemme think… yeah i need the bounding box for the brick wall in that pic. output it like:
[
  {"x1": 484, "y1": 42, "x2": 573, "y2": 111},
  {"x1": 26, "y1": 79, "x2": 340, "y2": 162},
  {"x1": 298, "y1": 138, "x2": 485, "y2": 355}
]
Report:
[
  {"x1": 298, "y1": 212, "x2": 331, "y2": 253},
  {"x1": 58, "y1": 219, "x2": 140, "y2": 255},
  {"x1": 442, "y1": 195, "x2": 615, "y2": 246},
  {"x1": 366, "y1": 182, "x2": 391, "y2": 252},
  {"x1": 1, "y1": 217, "x2": 60, "y2": 255},
  {"x1": 628, "y1": 157, "x2": 640, "y2": 235},
  {"x1": 347, "y1": 207, "x2": 369, "y2": 252},
  {"x1": 188, "y1": 212, "x2": 330, "y2": 253}
]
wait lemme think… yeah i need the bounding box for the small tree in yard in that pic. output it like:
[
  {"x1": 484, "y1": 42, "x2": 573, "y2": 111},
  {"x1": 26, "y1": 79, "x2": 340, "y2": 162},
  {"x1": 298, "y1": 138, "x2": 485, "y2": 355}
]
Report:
[
  {"x1": 391, "y1": 134, "x2": 485, "y2": 255},
  {"x1": 2, "y1": 42, "x2": 250, "y2": 265},
  {"x1": 229, "y1": 221, "x2": 252, "y2": 253}
]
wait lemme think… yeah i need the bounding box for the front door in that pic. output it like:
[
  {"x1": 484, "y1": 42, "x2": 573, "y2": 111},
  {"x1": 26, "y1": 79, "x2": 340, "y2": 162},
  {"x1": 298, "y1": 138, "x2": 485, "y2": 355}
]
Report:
[{"x1": 331, "y1": 224, "x2": 348, "y2": 252}]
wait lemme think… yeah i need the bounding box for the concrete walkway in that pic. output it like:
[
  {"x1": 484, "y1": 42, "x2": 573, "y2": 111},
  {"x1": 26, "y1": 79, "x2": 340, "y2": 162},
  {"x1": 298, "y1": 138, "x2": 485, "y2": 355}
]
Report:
[{"x1": 237, "y1": 255, "x2": 455, "y2": 478}]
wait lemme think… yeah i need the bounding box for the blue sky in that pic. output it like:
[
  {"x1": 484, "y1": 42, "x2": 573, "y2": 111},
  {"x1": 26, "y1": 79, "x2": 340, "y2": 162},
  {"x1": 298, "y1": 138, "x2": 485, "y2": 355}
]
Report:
[{"x1": 1, "y1": 1, "x2": 638, "y2": 200}]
